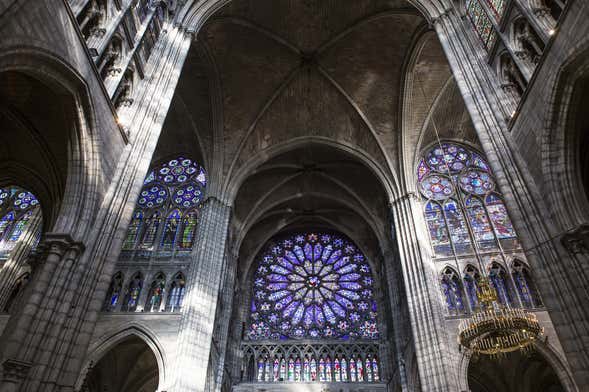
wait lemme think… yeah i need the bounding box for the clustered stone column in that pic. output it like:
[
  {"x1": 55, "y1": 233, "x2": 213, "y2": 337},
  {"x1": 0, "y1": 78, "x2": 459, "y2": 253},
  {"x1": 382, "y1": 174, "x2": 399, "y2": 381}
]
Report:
[
  {"x1": 172, "y1": 197, "x2": 232, "y2": 392},
  {"x1": 389, "y1": 194, "x2": 455, "y2": 392},
  {"x1": 0, "y1": 25, "x2": 195, "y2": 392}
]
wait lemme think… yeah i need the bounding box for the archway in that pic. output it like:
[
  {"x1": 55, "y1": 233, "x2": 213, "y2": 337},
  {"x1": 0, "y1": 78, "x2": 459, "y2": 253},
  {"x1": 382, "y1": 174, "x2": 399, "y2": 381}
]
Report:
[
  {"x1": 83, "y1": 335, "x2": 159, "y2": 392},
  {"x1": 467, "y1": 351, "x2": 565, "y2": 392}
]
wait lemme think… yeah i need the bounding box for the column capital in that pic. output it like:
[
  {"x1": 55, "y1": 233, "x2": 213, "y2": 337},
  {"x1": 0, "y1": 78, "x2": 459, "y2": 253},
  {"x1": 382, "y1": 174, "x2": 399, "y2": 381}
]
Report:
[
  {"x1": 38, "y1": 233, "x2": 86, "y2": 258},
  {"x1": 561, "y1": 223, "x2": 589, "y2": 255},
  {"x1": 2, "y1": 359, "x2": 31, "y2": 384}
]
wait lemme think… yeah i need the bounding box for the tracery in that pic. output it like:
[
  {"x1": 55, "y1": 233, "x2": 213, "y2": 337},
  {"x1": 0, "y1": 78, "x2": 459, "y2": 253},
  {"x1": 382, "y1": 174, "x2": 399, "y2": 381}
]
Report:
[
  {"x1": 0, "y1": 186, "x2": 42, "y2": 259},
  {"x1": 416, "y1": 142, "x2": 542, "y2": 314},
  {"x1": 244, "y1": 231, "x2": 381, "y2": 384},
  {"x1": 121, "y1": 156, "x2": 206, "y2": 260}
]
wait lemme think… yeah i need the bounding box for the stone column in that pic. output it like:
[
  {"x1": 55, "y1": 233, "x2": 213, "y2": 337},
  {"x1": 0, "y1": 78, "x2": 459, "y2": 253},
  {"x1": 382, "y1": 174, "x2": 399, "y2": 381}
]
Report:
[
  {"x1": 389, "y1": 195, "x2": 455, "y2": 392},
  {"x1": 172, "y1": 197, "x2": 231, "y2": 392},
  {"x1": 212, "y1": 253, "x2": 237, "y2": 392},
  {"x1": 0, "y1": 26, "x2": 194, "y2": 392},
  {"x1": 434, "y1": 9, "x2": 587, "y2": 386},
  {"x1": 0, "y1": 234, "x2": 84, "y2": 392}
]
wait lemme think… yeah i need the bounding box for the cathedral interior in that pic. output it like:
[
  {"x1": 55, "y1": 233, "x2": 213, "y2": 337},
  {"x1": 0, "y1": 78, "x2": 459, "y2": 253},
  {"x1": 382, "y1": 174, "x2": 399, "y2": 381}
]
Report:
[{"x1": 0, "y1": 0, "x2": 587, "y2": 391}]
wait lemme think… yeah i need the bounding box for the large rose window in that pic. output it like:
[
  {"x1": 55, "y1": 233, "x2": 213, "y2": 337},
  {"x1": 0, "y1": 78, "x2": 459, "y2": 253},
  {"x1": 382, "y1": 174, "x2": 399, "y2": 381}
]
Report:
[{"x1": 248, "y1": 232, "x2": 379, "y2": 341}]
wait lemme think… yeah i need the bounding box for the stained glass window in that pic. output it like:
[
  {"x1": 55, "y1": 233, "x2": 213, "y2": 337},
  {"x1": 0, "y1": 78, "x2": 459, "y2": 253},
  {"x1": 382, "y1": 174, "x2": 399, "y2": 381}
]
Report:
[
  {"x1": 512, "y1": 260, "x2": 542, "y2": 308},
  {"x1": 104, "y1": 272, "x2": 124, "y2": 311},
  {"x1": 425, "y1": 202, "x2": 452, "y2": 256},
  {"x1": 489, "y1": 263, "x2": 513, "y2": 306},
  {"x1": 464, "y1": 265, "x2": 480, "y2": 310},
  {"x1": 121, "y1": 157, "x2": 206, "y2": 257},
  {"x1": 418, "y1": 142, "x2": 513, "y2": 256},
  {"x1": 466, "y1": 0, "x2": 497, "y2": 50},
  {"x1": 0, "y1": 186, "x2": 42, "y2": 258},
  {"x1": 466, "y1": 196, "x2": 497, "y2": 251},
  {"x1": 160, "y1": 210, "x2": 180, "y2": 250},
  {"x1": 146, "y1": 273, "x2": 166, "y2": 312},
  {"x1": 486, "y1": 193, "x2": 518, "y2": 249},
  {"x1": 247, "y1": 232, "x2": 379, "y2": 341},
  {"x1": 122, "y1": 273, "x2": 143, "y2": 311},
  {"x1": 166, "y1": 273, "x2": 186, "y2": 312},
  {"x1": 441, "y1": 268, "x2": 466, "y2": 314},
  {"x1": 443, "y1": 199, "x2": 472, "y2": 254}
]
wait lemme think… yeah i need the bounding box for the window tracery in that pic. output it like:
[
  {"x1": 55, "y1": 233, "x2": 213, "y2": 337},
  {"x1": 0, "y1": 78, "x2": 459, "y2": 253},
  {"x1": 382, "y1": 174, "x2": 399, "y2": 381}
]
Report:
[
  {"x1": 122, "y1": 272, "x2": 143, "y2": 312},
  {"x1": 0, "y1": 186, "x2": 42, "y2": 259},
  {"x1": 416, "y1": 142, "x2": 542, "y2": 314},
  {"x1": 120, "y1": 156, "x2": 206, "y2": 260},
  {"x1": 247, "y1": 232, "x2": 379, "y2": 341}
]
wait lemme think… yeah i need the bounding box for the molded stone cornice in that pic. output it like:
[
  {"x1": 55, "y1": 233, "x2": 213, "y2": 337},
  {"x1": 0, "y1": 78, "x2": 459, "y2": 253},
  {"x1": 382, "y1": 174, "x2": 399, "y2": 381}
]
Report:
[{"x1": 1, "y1": 359, "x2": 32, "y2": 383}]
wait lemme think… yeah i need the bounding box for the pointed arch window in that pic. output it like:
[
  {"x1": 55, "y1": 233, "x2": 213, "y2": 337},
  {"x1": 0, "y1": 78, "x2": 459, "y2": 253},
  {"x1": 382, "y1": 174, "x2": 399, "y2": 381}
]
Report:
[
  {"x1": 120, "y1": 157, "x2": 206, "y2": 260},
  {"x1": 166, "y1": 273, "x2": 186, "y2": 312},
  {"x1": 512, "y1": 260, "x2": 543, "y2": 308},
  {"x1": 146, "y1": 273, "x2": 166, "y2": 312},
  {"x1": 464, "y1": 265, "x2": 481, "y2": 310},
  {"x1": 441, "y1": 267, "x2": 466, "y2": 314},
  {"x1": 489, "y1": 262, "x2": 513, "y2": 306},
  {"x1": 104, "y1": 272, "x2": 124, "y2": 311},
  {"x1": 122, "y1": 273, "x2": 143, "y2": 312}
]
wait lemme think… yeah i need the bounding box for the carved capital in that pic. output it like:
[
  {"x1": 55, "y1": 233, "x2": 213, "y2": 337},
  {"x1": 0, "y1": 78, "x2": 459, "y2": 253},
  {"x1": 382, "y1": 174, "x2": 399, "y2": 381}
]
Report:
[
  {"x1": 2, "y1": 359, "x2": 31, "y2": 384},
  {"x1": 561, "y1": 224, "x2": 589, "y2": 255},
  {"x1": 532, "y1": 6, "x2": 551, "y2": 18},
  {"x1": 38, "y1": 234, "x2": 85, "y2": 259}
]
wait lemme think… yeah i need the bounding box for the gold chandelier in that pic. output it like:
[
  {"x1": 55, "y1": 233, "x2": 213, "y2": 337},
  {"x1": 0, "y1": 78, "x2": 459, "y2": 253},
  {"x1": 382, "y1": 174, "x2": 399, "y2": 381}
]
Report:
[{"x1": 458, "y1": 278, "x2": 544, "y2": 358}]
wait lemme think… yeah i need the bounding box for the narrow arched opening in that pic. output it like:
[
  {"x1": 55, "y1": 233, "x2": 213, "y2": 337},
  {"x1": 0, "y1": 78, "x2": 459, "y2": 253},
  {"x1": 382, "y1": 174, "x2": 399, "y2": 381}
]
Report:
[{"x1": 83, "y1": 336, "x2": 159, "y2": 392}]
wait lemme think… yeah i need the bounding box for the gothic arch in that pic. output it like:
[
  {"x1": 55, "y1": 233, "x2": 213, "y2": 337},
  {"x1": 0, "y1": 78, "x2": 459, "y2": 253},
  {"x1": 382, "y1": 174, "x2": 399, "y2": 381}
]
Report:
[
  {"x1": 79, "y1": 324, "x2": 167, "y2": 391},
  {"x1": 457, "y1": 342, "x2": 576, "y2": 392},
  {"x1": 544, "y1": 42, "x2": 589, "y2": 228},
  {"x1": 0, "y1": 46, "x2": 101, "y2": 237}
]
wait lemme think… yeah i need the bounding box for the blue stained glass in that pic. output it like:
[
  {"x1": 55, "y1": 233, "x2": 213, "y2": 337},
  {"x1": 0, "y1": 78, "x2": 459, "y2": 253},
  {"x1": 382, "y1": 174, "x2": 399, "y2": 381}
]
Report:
[
  {"x1": 424, "y1": 201, "x2": 452, "y2": 256},
  {"x1": 123, "y1": 210, "x2": 143, "y2": 250},
  {"x1": 490, "y1": 264, "x2": 512, "y2": 306},
  {"x1": 4, "y1": 210, "x2": 32, "y2": 250},
  {"x1": 248, "y1": 232, "x2": 378, "y2": 340},
  {"x1": 441, "y1": 269, "x2": 465, "y2": 314},
  {"x1": 137, "y1": 184, "x2": 168, "y2": 209},
  {"x1": 139, "y1": 212, "x2": 160, "y2": 249},
  {"x1": 172, "y1": 182, "x2": 203, "y2": 209},
  {"x1": 443, "y1": 199, "x2": 472, "y2": 254},
  {"x1": 160, "y1": 210, "x2": 180, "y2": 249},
  {"x1": 0, "y1": 211, "x2": 15, "y2": 241},
  {"x1": 12, "y1": 192, "x2": 39, "y2": 210}
]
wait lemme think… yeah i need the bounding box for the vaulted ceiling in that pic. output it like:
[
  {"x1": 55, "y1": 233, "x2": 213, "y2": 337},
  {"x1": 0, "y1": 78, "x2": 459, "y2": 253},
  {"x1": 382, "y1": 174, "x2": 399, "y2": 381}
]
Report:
[{"x1": 156, "y1": 0, "x2": 476, "y2": 272}]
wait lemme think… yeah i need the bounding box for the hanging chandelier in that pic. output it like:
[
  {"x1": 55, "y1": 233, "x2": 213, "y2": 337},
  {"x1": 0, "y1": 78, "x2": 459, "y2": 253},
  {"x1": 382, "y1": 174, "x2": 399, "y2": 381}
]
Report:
[{"x1": 458, "y1": 278, "x2": 544, "y2": 358}]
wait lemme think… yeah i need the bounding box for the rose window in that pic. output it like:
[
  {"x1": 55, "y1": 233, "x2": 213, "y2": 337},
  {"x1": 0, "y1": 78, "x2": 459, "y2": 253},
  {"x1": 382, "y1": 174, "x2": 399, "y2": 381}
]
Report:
[{"x1": 248, "y1": 232, "x2": 379, "y2": 341}]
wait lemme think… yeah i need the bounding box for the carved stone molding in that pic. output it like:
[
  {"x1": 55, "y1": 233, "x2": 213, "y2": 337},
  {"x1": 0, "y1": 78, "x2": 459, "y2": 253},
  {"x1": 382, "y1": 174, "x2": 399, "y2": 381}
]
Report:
[
  {"x1": 2, "y1": 359, "x2": 31, "y2": 384},
  {"x1": 561, "y1": 224, "x2": 589, "y2": 255}
]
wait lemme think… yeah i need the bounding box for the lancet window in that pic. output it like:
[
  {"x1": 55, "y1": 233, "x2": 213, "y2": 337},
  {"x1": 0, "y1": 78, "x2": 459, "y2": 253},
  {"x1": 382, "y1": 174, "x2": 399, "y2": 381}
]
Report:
[
  {"x1": 243, "y1": 231, "x2": 382, "y2": 384},
  {"x1": 120, "y1": 157, "x2": 206, "y2": 260}
]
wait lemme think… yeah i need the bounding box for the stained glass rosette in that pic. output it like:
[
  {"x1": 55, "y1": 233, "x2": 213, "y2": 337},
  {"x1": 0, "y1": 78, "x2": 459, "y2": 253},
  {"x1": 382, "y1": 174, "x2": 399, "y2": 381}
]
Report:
[
  {"x1": 172, "y1": 183, "x2": 203, "y2": 209},
  {"x1": 145, "y1": 157, "x2": 207, "y2": 187},
  {"x1": 419, "y1": 175, "x2": 454, "y2": 200},
  {"x1": 13, "y1": 192, "x2": 39, "y2": 210},
  {"x1": 426, "y1": 143, "x2": 470, "y2": 174},
  {"x1": 248, "y1": 233, "x2": 379, "y2": 341},
  {"x1": 137, "y1": 184, "x2": 168, "y2": 209},
  {"x1": 458, "y1": 170, "x2": 494, "y2": 195}
]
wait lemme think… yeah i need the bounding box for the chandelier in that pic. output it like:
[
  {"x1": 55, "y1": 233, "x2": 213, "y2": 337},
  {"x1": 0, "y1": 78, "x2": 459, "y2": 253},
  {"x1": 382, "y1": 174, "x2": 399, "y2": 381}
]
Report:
[{"x1": 458, "y1": 278, "x2": 544, "y2": 358}]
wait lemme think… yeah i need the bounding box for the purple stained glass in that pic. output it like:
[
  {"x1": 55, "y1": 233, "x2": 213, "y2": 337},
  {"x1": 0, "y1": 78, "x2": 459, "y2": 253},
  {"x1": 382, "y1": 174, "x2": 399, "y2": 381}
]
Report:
[
  {"x1": 417, "y1": 159, "x2": 430, "y2": 181},
  {"x1": 459, "y1": 169, "x2": 495, "y2": 195},
  {"x1": 426, "y1": 143, "x2": 470, "y2": 173},
  {"x1": 12, "y1": 191, "x2": 39, "y2": 210},
  {"x1": 248, "y1": 232, "x2": 379, "y2": 340},
  {"x1": 419, "y1": 175, "x2": 454, "y2": 200},
  {"x1": 172, "y1": 182, "x2": 204, "y2": 208},
  {"x1": 470, "y1": 152, "x2": 490, "y2": 171}
]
